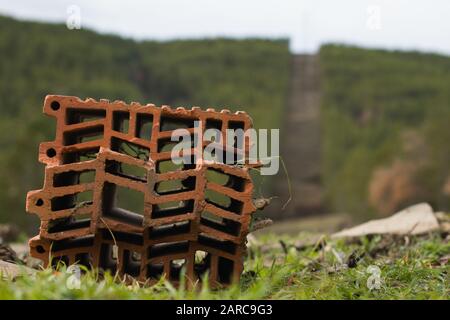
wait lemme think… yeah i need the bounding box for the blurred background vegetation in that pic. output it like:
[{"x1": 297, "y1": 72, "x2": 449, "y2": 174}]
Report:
[
  {"x1": 320, "y1": 45, "x2": 450, "y2": 218},
  {"x1": 0, "y1": 15, "x2": 449, "y2": 233}
]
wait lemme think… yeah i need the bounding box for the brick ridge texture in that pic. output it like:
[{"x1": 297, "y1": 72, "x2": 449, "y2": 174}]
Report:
[{"x1": 26, "y1": 95, "x2": 258, "y2": 287}]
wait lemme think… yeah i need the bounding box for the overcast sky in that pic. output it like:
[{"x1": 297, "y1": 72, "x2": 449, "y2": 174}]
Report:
[{"x1": 0, "y1": 0, "x2": 449, "y2": 54}]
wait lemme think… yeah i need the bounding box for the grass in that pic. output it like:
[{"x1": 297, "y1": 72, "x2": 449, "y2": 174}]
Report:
[{"x1": 0, "y1": 232, "x2": 448, "y2": 299}]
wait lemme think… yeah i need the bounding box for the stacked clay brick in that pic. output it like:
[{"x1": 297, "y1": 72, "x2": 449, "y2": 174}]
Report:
[{"x1": 26, "y1": 95, "x2": 258, "y2": 286}]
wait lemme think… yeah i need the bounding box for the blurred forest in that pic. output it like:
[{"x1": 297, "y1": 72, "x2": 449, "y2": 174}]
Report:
[
  {"x1": 1, "y1": 15, "x2": 449, "y2": 233},
  {"x1": 320, "y1": 45, "x2": 450, "y2": 217},
  {"x1": 0, "y1": 15, "x2": 290, "y2": 232}
]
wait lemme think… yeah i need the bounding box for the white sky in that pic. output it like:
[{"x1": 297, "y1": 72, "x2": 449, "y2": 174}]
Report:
[{"x1": 0, "y1": 0, "x2": 449, "y2": 54}]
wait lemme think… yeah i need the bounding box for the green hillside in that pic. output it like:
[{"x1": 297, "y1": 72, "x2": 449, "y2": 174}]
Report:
[
  {"x1": 320, "y1": 44, "x2": 450, "y2": 217},
  {"x1": 0, "y1": 15, "x2": 290, "y2": 232}
]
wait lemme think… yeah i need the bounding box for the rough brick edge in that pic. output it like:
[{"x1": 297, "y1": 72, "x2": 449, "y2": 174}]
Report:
[{"x1": 38, "y1": 95, "x2": 255, "y2": 167}]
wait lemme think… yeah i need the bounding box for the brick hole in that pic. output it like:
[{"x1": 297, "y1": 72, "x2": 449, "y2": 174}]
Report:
[
  {"x1": 46, "y1": 148, "x2": 57, "y2": 158},
  {"x1": 99, "y1": 244, "x2": 118, "y2": 274},
  {"x1": 158, "y1": 138, "x2": 178, "y2": 153},
  {"x1": 51, "y1": 190, "x2": 93, "y2": 212},
  {"x1": 149, "y1": 221, "x2": 191, "y2": 239},
  {"x1": 156, "y1": 160, "x2": 183, "y2": 173},
  {"x1": 47, "y1": 213, "x2": 91, "y2": 234},
  {"x1": 229, "y1": 134, "x2": 244, "y2": 150},
  {"x1": 35, "y1": 198, "x2": 44, "y2": 207},
  {"x1": 136, "y1": 113, "x2": 153, "y2": 140},
  {"x1": 53, "y1": 169, "x2": 95, "y2": 187},
  {"x1": 205, "y1": 189, "x2": 230, "y2": 207},
  {"x1": 205, "y1": 119, "x2": 223, "y2": 131},
  {"x1": 225, "y1": 121, "x2": 246, "y2": 159},
  {"x1": 170, "y1": 259, "x2": 186, "y2": 280},
  {"x1": 160, "y1": 115, "x2": 195, "y2": 131},
  {"x1": 51, "y1": 236, "x2": 95, "y2": 252},
  {"x1": 111, "y1": 137, "x2": 149, "y2": 161},
  {"x1": 206, "y1": 168, "x2": 245, "y2": 192},
  {"x1": 205, "y1": 190, "x2": 243, "y2": 214},
  {"x1": 156, "y1": 155, "x2": 196, "y2": 174},
  {"x1": 194, "y1": 250, "x2": 210, "y2": 278},
  {"x1": 203, "y1": 143, "x2": 222, "y2": 162},
  {"x1": 75, "y1": 253, "x2": 92, "y2": 268},
  {"x1": 228, "y1": 121, "x2": 245, "y2": 131},
  {"x1": 100, "y1": 229, "x2": 143, "y2": 246},
  {"x1": 158, "y1": 135, "x2": 194, "y2": 153},
  {"x1": 226, "y1": 151, "x2": 243, "y2": 166},
  {"x1": 66, "y1": 108, "x2": 106, "y2": 125},
  {"x1": 113, "y1": 111, "x2": 130, "y2": 134},
  {"x1": 198, "y1": 234, "x2": 236, "y2": 254},
  {"x1": 105, "y1": 159, "x2": 147, "y2": 182},
  {"x1": 36, "y1": 245, "x2": 46, "y2": 254},
  {"x1": 123, "y1": 249, "x2": 141, "y2": 277},
  {"x1": 151, "y1": 199, "x2": 195, "y2": 219},
  {"x1": 78, "y1": 170, "x2": 95, "y2": 184},
  {"x1": 62, "y1": 147, "x2": 100, "y2": 164},
  {"x1": 148, "y1": 241, "x2": 189, "y2": 259},
  {"x1": 203, "y1": 145, "x2": 241, "y2": 165},
  {"x1": 201, "y1": 211, "x2": 222, "y2": 224},
  {"x1": 154, "y1": 176, "x2": 196, "y2": 196},
  {"x1": 147, "y1": 262, "x2": 164, "y2": 278},
  {"x1": 227, "y1": 149, "x2": 245, "y2": 165},
  {"x1": 218, "y1": 257, "x2": 234, "y2": 284},
  {"x1": 64, "y1": 125, "x2": 104, "y2": 146},
  {"x1": 206, "y1": 168, "x2": 229, "y2": 185},
  {"x1": 102, "y1": 183, "x2": 145, "y2": 226},
  {"x1": 226, "y1": 176, "x2": 246, "y2": 192},
  {"x1": 200, "y1": 211, "x2": 241, "y2": 237},
  {"x1": 228, "y1": 120, "x2": 245, "y2": 148},
  {"x1": 182, "y1": 154, "x2": 198, "y2": 170},
  {"x1": 204, "y1": 127, "x2": 222, "y2": 144},
  {"x1": 50, "y1": 101, "x2": 60, "y2": 111},
  {"x1": 51, "y1": 255, "x2": 69, "y2": 268}
]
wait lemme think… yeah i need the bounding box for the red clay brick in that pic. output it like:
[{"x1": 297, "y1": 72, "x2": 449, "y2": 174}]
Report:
[{"x1": 26, "y1": 95, "x2": 260, "y2": 287}]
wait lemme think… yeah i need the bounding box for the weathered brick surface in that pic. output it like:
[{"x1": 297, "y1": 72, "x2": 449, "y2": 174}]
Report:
[{"x1": 26, "y1": 95, "x2": 258, "y2": 286}]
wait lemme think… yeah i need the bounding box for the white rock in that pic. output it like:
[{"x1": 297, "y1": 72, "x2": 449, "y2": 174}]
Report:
[{"x1": 332, "y1": 203, "x2": 440, "y2": 238}]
